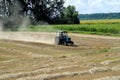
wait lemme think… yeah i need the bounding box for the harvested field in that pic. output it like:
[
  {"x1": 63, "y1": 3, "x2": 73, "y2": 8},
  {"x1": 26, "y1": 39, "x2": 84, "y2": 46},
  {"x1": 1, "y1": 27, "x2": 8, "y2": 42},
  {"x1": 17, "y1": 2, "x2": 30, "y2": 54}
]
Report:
[{"x1": 0, "y1": 32, "x2": 120, "y2": 80}]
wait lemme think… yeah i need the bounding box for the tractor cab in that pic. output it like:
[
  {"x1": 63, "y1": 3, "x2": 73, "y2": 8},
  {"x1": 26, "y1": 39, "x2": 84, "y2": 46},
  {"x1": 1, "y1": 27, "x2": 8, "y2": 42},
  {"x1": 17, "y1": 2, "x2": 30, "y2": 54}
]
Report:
[{"x1": 57, "y1": 31, "x2": 68, "y2": 37}]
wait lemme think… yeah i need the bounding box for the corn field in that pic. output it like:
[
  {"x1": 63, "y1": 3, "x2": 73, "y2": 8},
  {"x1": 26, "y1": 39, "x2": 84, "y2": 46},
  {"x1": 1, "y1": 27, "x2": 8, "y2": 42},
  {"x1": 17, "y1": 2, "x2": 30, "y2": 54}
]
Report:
[{"x1": 28, "y1": 19, "x2": 120, "y2": 36}]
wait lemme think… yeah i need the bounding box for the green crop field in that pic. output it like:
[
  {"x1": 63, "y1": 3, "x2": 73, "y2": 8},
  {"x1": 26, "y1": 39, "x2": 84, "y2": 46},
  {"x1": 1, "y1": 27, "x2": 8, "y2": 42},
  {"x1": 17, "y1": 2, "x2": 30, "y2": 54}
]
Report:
[
  {"x1": 80, "y1": 19, "x2": 120, "y2": 24},
  {"x1": 27, "y1": 19, "x2": 120, "y2": 36}
]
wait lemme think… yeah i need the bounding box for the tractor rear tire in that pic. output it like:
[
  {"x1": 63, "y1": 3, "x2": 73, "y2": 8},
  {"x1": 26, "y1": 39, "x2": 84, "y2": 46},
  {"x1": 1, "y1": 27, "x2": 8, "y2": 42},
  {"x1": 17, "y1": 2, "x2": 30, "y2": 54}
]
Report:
[
  {"x1": 68, "y1": 41, "x2": 74, "y2": 46},
  {"x1": 71, "y1": 41, "x2": 74, "y2": 46}
]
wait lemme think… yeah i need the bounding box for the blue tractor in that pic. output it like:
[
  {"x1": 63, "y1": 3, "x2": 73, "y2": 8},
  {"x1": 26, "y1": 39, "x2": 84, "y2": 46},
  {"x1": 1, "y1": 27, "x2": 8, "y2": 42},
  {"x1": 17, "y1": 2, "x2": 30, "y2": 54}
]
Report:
[{"x1": 55, "y1": 31, "x2": 74, "y2": 46}]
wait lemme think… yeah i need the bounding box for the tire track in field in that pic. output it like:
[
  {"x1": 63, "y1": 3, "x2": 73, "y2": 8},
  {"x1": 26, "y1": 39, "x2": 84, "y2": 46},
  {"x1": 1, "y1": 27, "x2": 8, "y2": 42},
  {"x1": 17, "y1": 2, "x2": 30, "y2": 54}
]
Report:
[
  {"x1": 0, "y1": 46, "x2": 51, "y2": 58},
  {"x1": 70, "y1": 34, "x2": 120, "y2": 40},
  {"x1": 0, "y1": 65, "x2": 78, "y2": 80},
  {"x1": 16, "y1": 65, "x2": 120, "y2": 80}
]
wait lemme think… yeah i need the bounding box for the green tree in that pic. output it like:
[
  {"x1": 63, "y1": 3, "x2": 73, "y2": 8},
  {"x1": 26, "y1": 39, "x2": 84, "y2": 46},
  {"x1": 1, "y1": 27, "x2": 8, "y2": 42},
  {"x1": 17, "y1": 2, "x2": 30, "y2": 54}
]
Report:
[
  {"x1": 0, "y1": 0, "x2": 80, "y2": 31},
  {"x1": 63, "y1": 5, "x2": 79, "y2": 24},
  {"x1": 18, "y1": 0, "x2": 65, "y2": 24}
]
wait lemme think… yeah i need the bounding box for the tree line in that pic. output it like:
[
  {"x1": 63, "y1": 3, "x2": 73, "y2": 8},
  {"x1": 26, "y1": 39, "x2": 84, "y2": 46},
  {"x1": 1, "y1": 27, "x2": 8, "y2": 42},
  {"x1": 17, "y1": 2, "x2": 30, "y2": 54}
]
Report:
[
  {"x1": 0, "y1": 0, "x2": 79, "y2": 31},
  {"x1": 79, "y1": 13, "x2": 120, "y2": 20}
]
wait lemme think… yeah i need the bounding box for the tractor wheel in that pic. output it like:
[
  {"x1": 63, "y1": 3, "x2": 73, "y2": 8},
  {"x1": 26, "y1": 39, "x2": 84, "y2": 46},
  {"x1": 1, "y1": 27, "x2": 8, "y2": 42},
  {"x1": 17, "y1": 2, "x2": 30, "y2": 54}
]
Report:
[
  {"x1": 64, "y1": 42, "x2": 68, "y2": 46},
  {"x1": 55, "y1": 37, "x2": 60, "y2": 45},
  {"x1": 69, "y1": 41, "x2": 74, "y2": 46}
]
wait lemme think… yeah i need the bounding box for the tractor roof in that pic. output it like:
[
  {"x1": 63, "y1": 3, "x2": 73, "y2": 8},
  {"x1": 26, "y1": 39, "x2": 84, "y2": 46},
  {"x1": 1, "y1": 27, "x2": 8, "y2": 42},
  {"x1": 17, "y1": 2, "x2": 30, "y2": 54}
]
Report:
[{"x1": 58, "y1": 31, "x2": 67, "y2": 33}]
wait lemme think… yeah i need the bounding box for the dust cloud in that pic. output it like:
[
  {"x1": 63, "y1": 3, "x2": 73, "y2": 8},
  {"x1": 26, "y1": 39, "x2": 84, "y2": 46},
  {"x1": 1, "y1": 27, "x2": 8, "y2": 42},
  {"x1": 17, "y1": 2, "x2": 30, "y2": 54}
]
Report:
[
  {"x1": 0, "y1": 24, "x2": 2, "y2": 31},
  {"x1": 0, "y1": 1, "x2": 56, "y2": 44},
  {"x1": 0, "y1": 32, "x2": 55, "y2": 44},
  {"x1": 0, "y1": 19, "x2": 3, "y2": 31},
  {"x1": 0, "y1": 16, "x2": 56, "y2": 44},
  {"x1": 18, "y1": 17, "x2": 30, "y2": 31}
]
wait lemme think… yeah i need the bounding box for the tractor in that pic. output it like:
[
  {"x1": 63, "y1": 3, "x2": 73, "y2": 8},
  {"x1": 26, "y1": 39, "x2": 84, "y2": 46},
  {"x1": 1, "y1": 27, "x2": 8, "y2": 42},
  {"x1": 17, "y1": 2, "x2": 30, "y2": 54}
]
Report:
[{"x1": 55, "y1": 31, "x2": 74, "y2": 46}]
